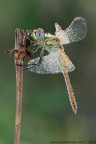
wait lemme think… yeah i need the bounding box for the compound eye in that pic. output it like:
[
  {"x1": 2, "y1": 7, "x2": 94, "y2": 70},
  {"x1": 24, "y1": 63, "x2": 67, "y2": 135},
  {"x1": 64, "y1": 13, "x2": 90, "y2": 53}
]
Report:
[{"x1": 35, "y1": 28, "x2": 44, "y2": 40}]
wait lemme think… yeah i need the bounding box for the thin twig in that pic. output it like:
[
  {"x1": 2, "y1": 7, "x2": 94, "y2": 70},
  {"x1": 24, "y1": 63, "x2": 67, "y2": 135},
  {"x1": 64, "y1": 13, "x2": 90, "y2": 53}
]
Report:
[
  {"x1": 14, "y1": 29, "x2": 27, "y2": 144},
  {"x1": 5, "y1": 29, "x2": 33, "y2": 144},
  {"x1": 14, "y1": 60, "x2": 23, "y2": 144}
]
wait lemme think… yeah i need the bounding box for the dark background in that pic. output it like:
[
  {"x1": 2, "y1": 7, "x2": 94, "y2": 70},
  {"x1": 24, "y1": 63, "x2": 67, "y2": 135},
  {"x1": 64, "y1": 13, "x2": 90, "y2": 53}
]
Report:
[{"x1": 0, "y1": 0, "x2": 96, "y2": 144}]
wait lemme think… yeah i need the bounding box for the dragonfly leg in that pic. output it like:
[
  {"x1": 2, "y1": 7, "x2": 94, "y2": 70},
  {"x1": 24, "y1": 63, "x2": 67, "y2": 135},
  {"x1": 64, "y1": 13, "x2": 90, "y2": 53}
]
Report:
[
  {"x1": 23, "y1": 47, "x2": 45, "y2": 70},
  {"x1": 38, "y1": 47, "x2": 45, "y2": 65},
  {"x1": 31, "y1": 47, "x2": 45, "y2": 66},
  {"x1": 26, "y1": 49, "x2": 33, "y2": 58},
  {"x1": 32, "y1": 47, "x2": 39, "y2": 53}
]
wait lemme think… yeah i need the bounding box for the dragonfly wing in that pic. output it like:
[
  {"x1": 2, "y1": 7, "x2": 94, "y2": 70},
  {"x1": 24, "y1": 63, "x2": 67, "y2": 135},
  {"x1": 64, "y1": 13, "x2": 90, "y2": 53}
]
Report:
[
  {"x1": 58, "y1": 55, "x2": 77, "y2": 114},
  {"x1": 28, "y1": 53, "x2": 62, "y2": 74},
  {"x1": 28, "y1": 51, "x2": 75, "y2": 74},
  {"x1": 63, "y1": 52, "x2": 75, "y2": 72},
  {"x1": 55, "y1": 17, "x2": 87, "y2": 45}
]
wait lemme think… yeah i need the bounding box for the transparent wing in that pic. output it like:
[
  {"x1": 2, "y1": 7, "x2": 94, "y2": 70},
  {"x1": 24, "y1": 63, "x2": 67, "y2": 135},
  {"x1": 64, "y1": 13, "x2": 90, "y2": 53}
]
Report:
[
  {"x1": 61, "y1": 51, "x2": 75, "y2": 72},
  {"x1": 28, "y1": 53, "x2": 62, "y2": 74},
  {"x1": 27, "y1": 52, "x2": 75, "y2": 74},
  {"x1": 55, "y1": 17, "x2": 87, "y2": 45}
]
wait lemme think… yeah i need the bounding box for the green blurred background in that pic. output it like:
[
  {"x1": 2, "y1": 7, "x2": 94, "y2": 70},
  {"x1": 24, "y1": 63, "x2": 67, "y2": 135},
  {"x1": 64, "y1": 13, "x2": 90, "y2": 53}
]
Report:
[{"x1": 0, "y1": 0, "x2": 96, "y2": 144}]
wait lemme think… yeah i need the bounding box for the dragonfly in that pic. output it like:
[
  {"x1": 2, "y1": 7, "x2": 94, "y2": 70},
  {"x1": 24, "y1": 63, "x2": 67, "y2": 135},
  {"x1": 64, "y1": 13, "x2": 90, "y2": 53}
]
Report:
[{"x1": 27, "y1": 17, "x2": 87, "y2": 114}]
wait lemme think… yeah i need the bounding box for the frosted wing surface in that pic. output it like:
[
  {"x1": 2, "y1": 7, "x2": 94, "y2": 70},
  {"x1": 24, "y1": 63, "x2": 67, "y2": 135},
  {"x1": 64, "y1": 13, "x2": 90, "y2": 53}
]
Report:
[
  {"x1": 55, "y1": 17, "x2": 87, "y2": 45},
  {"x1": 28, "y1": 52, "x2": 75, "y2": 74},
  {"x1": 28, "y1": 53, "x2": 62, "y2": 74}
]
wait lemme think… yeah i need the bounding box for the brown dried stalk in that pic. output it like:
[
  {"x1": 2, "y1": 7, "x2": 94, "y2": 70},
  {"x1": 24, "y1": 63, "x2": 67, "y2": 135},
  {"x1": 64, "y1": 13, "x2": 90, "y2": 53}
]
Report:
[
  {"x1": 4, "y1": 29, "x2": 32, "y2": 144},
  {"x1": 13, "y1": 29, "x2": 33, "y2": 144},
  {"x1": 14, "y1": 29, "x2": 26, "y2": 144}
]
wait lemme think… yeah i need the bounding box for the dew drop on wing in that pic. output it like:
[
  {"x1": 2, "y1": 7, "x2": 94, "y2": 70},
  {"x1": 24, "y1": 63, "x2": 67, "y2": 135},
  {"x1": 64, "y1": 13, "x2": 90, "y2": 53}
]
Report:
[
  {"x1": 55, "y1": 17, "x2": 87, "y2": 45},
  {"x1": 27, "y1": 53, "x2": 62, "y2": 74},
  {"x1": 27, "y1": 52, "x2": 75, "y2": 74}
]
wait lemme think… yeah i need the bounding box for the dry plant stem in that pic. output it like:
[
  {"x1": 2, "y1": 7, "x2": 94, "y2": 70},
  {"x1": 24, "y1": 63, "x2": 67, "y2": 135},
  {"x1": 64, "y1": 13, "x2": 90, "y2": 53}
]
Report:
[
  {"x1": 14, "y1": 29, "x2": 26, "y2": 144},
  {"x1": 14, "y1": 61, "x2": 23, "y2": 144}
]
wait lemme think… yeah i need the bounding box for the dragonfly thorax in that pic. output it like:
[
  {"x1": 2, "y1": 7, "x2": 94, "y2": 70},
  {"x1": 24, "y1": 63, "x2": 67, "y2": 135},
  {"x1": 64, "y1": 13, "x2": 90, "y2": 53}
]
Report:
[{"x1": 45, "y1": 36, "x2": 61, "y2": 52}]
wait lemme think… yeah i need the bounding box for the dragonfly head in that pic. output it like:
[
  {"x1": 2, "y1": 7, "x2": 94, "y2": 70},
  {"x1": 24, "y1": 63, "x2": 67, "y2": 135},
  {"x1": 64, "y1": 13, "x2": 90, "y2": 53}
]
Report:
[{"x1": 32, "y1": 28, "x2": 45, "y2": 41}]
